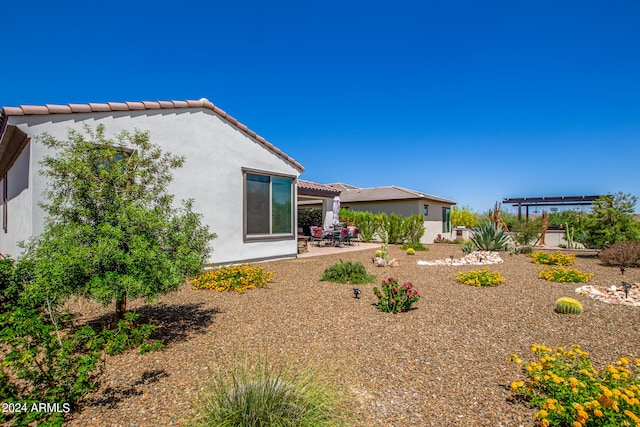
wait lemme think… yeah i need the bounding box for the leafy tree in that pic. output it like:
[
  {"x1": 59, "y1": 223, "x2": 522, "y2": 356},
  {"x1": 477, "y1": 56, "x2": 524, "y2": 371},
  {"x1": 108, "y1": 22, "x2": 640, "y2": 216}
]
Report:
[
  {"x1": 582, "y1": 192, "x2": 640, "y2": 249},
  {"x1": 451, "y1": 205, "x2": 478, "y2": 228},
  {"x1": 512, "y1": 217, "x2": 542, "y2": 246},
  {"x1": 23, "y1": 125, "x2": 215, "y2": 320}
]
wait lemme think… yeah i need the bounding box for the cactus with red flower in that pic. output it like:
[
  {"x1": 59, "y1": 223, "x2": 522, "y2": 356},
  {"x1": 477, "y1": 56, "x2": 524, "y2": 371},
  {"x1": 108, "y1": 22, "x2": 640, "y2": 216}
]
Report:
[{"x1": 373, "y1": 277, "x2": 421, "y2": 313}]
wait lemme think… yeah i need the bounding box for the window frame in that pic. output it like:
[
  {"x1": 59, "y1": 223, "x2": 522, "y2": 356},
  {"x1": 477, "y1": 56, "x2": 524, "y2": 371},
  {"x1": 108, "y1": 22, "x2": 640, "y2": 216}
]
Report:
[{"x1": 242, "y1": 168, "x2": 296, "y2": 242}]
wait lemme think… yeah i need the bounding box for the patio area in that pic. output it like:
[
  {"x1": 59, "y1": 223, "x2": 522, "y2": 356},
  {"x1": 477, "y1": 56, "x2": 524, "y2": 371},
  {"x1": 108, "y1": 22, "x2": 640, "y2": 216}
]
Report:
[{"x1": 297, "y1": 239, "x2": 380, "y2": 258}]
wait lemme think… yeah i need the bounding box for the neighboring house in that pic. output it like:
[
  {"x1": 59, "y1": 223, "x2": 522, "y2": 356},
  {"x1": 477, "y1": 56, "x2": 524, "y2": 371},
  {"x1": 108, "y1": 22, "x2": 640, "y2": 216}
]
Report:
[
  {"x1": 328, "y1": 183, "x2": 457, "y2": 243},
  {"x1": 0, "y1": 99, "x2": 304, "y2": 264}
]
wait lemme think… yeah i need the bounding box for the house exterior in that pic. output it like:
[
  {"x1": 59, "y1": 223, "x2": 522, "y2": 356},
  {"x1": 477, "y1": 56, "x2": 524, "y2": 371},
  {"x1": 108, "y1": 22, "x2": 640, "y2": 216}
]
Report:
[
  {"x1": 0, "y1": 99, "x2": 304, "y2": 264},
  {"x1": 328, "y1": 184, "x2": 457, "y2": 243}
]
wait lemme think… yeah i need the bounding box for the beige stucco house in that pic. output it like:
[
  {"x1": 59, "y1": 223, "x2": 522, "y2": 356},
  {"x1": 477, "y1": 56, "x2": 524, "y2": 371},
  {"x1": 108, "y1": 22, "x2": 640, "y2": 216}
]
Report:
[{"x1": 329, "y1": 183, "x2": 457, "y2": 243}]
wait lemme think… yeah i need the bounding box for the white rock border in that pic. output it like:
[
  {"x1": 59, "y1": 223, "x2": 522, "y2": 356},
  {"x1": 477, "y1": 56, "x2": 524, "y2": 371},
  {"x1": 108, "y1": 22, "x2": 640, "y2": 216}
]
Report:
[
  {"x1": 575, "y1": 283, "x2": 640, "y2": 307},
  {"x1": 417, "y1": 251, "x2": 504, "y2": 266}
]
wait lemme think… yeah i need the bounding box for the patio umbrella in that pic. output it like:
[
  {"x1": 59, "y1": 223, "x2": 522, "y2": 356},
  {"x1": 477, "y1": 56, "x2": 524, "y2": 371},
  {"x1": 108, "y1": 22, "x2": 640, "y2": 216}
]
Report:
[{"x1": 332, "y1": 196, "x2": 341, "y2": 227}]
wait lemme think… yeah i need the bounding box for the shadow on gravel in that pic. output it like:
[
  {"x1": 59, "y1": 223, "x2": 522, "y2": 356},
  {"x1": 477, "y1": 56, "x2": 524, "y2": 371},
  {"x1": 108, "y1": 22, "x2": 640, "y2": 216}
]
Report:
[
  {"x1": 86, "y1": 302, "x2": 221, "y2": 347},
  {"x1": 138, "y1": 303, "x2": 221, "y2": 346},
  {"x1": 88, "y1": 369, "x2": 170, "y2": 409}
]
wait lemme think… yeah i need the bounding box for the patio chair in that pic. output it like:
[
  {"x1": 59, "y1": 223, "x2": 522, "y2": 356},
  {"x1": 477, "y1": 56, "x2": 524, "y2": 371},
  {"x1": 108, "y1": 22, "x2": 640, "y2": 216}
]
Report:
[
  {"x1": 334, "y1": 227, "x2": 349, "y2": 247},
  {"x1": 310, "y1": 226, "x2": 325, "y2": 246},
  {"x1": 322, "y1": 226, "x2": 334, "y2": 246},
  {"x1": 347, "y1": 226, "x2": 359, "y2": 245}
]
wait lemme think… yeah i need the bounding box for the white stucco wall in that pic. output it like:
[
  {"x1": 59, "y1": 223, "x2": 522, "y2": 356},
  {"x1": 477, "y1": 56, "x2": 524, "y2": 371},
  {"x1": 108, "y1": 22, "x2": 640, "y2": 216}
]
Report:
[
  {"x1": 4, "y1": 108, "x2": 301, "y2": 263},
  {"x1": 0, "y1": 142, "x2": 33, "y2": 257}
]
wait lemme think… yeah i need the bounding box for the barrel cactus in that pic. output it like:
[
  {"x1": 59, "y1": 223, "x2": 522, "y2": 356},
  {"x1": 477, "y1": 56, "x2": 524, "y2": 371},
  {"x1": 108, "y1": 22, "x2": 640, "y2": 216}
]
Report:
[{"x1": 555, "y1": 297, "x2": 583, "y2": 314}]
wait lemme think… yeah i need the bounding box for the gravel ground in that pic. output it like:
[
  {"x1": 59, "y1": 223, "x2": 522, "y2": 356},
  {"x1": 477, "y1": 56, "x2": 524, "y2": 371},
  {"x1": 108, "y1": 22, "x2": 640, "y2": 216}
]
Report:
[{"x1": 65, "y1": 244, "x2": 640, "y2": 427}]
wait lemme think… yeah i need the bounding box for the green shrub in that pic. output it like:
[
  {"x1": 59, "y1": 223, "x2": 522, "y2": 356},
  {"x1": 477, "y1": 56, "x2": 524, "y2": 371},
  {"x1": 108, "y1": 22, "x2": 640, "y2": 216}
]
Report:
[
  {"x1": 470, "y1": 222, "x2": 511, "y2": 251},
  {"x1": 538, "y1": 267, "x2": 594, "y2": 283},
  {"x1": 455, "y1": 268, "x2": 506, "y2": 287},
  {"x1": 401, "y1": 241, "x2": 428, "y2": 251},
  {"x1": 555, "y1": 297, "x2": 583, "y2": 314},
  {"x1": 192, "y1": 264, "x2": 274, "y2": 292},
  {"x1": 298, "y1": 208, "x2": 323, "y2": 235},
  {"x1": 403, "y1": 214, "x2": 426, "y2": 244},
  {"x1": 0, "y1": 259, "x2": 102, "y2": 426},
  {"x1": 373, "y1": 277, "x2": 421, "y2": 313},
  {"x1": 352, "y1": 211, "x2": 378, "y2": 242},
  {"x1": 100, "y1": 311, "x2": 164, "y2": 355},
  {"x1": 509, "y1": 344, "x2": 640, "y2": 427},
  {"x1": 462, "y1": 243, "x2": 476, "y2": 253},
  {"x1": 387, "y1": 213, "x2": 405, "y2": 244},
  {"x1": 599, "y1": 241, "x2": 640, "y2": 267},
  {"x1": 528, "y1": 251, "x2": 576, "y2": 266},
  {"x1": 513, "y1": 218, "x2": 542, "y2": 245},
  {"x1": 191, "y1": 354, "x2": 347, "y2": 427},
  {"x1": 320, "y1": 260, "x2": 376, "y2": 284}
]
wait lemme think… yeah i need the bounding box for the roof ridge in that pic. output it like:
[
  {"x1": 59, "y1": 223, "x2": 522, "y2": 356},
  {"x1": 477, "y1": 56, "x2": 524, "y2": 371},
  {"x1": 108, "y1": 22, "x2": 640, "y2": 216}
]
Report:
[{"x1": 1, "y1": 98, "x2": 303, "y2": 171}]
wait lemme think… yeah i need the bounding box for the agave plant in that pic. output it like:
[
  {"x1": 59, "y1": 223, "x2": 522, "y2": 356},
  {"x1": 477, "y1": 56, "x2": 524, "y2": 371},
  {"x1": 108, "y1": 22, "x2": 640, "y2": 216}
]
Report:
[{"x1": 470, "y1": 222, "x2": 511, "y2": 251}]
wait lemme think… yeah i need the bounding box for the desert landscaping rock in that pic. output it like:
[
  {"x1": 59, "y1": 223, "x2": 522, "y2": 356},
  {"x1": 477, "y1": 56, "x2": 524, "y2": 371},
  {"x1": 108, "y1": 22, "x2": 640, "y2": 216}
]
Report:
[{"x1": 64, "y1": 245, "x2": 640, "y2": 427}]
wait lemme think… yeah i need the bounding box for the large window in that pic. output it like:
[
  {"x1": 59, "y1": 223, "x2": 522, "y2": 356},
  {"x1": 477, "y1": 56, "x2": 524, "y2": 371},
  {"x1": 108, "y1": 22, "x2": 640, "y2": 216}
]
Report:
[
  {"x1": 244, "y1": 171, "x2": 294, "y2": 240},
  {"x1": 442, "y1": 207, "x2": 451, "y2": 233}
]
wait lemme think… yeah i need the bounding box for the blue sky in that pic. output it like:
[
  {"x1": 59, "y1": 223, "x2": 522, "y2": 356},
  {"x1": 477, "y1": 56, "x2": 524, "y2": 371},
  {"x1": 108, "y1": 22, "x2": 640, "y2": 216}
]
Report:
[{"x1": 2, "y1": 0, "x2": 639, "y2": 213}]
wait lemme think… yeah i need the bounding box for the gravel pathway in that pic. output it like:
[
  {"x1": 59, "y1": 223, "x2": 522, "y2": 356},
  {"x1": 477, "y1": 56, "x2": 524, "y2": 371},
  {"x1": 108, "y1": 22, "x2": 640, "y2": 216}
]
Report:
[{"x1": 65, "y1": 245, "x2": 640, "y2": 426}]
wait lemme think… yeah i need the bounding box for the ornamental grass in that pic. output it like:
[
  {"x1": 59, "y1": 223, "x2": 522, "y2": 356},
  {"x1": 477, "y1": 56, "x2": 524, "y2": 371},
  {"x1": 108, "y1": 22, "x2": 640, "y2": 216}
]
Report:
[
  {"x1": 190, "y1": 353, "x2": 347, "y2": 427},
  {"x1": 191, "y1": 264, "x2": 274, "y2": 293},
  {"x1": 455, "y1": 267, "x2": 506, "y2": 287},
  {"x1": 538, "y1": 267, "x2": 594, "y2": 283},
  {"x1": 528, "y1": 251, "x2": 576, "y2": 266},
  {"x1": 509, "y1": 344, "x2": 640, "y2": 427}
]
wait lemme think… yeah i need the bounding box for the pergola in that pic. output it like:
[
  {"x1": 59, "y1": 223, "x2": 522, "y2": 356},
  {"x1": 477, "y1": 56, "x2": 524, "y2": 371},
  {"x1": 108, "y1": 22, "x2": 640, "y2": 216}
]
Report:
[{"x1": 502, "y1": 195, "x2": 604, "y2": 221}]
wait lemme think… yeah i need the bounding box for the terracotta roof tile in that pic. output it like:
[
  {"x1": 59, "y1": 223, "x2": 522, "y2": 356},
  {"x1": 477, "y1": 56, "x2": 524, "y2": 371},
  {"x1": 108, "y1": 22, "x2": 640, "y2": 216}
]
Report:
[
  {"x1": 298, "y1": 179, "x2": 341, "y2": 197},
  {"x1": 141, "y1": 101, "x2": 161, "y2": 109},
  {"x1": 212, "y1": 106, "x2": 227, "y2": 117},
  {"x1": 69, "y1": 104, "x2": 93, "y2": 113},
  {"x1": 125, "y1": 102, "x2": 146, "y2": 110},
  {"x1": 108, "y1": 102, "x2": 129, "y2": 111},
  {"x1": 89, "y1": 103, "x2": 111, "y2": 112},
  {"x1": 2, "y1": 107, "x2": 24, "y2": 116},
  {"x1": 45, "y1": 104, "x2": 72, "y2": 114},
  {"x1": 21, "y1": 105, "x2": 49, "y2": 115},
  {"x1": 0, "y1": 98, "x2": 304, "y2": 171}
]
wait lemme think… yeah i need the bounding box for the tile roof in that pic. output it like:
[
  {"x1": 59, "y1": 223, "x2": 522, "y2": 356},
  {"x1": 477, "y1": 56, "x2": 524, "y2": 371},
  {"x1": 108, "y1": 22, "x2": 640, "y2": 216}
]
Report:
[
  {"x1": 338, "y1": 185, "x2": 456, "y2": 204},
  {"x1": 297, "y1": 179, "x2": 341, "y2": 197},
  {"x1": 0, "y1": 98, "x2": 303, "y2": 171},
  {"x1": 326, "y1": 182, "x2": 360, "y2": 192}
]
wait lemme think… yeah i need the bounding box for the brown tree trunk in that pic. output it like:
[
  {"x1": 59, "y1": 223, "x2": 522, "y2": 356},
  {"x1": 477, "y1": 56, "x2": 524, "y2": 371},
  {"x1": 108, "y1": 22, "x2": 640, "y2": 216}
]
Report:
[
  {"x1": 115, "y1": 297, "x2": 127, "y2": 322},
  {"x1": 539, "y1": 210, "x2": 549, "y2": 246}
]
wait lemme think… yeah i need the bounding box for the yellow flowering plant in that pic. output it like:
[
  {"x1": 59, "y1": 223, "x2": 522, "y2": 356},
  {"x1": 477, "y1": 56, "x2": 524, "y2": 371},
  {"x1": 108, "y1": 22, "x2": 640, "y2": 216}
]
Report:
[
  {"x1": 455, "y1": 267, "x2": 506, "y2": 287},
  {"x1": 528, "y1": 251, "x2": 576, "y2": 266},
  {"x1": 191, "y1": 264, "x2": 274, "y2": 293},
  {"x1": 509, "y1": 344, "x2": 640, "y2": 427},
  {"x1": 538, "y1": 267, "x2": 594, "y2": 283}
]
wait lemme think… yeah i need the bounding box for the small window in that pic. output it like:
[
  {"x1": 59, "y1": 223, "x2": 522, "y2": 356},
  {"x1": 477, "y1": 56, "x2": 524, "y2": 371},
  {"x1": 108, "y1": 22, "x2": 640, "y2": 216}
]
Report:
[
  {"x1": 423, "y1": 204, "x2": 429, "y2": 217},
  {"x1": 244, "y1": 170, "x2": 294, "y2": 240}
]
